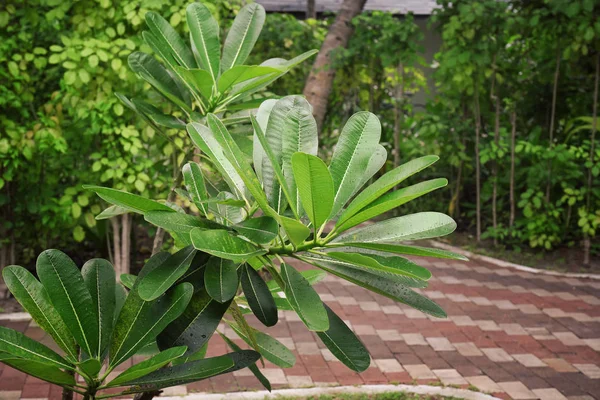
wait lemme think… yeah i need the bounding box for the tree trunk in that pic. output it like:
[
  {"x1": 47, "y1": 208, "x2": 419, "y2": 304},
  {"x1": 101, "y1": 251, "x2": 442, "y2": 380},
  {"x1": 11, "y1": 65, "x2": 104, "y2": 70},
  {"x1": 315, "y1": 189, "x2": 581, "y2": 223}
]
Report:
[
  {"x1": 303, "y1": 0, "x2": 367, "y2": 130},
  {"x1": 545, "y1": 50, "x2": 561, "y2": 202},
  {"x1": 121, "y1": 214, "x2": 131, "y2": 275},
  {"x1": 509, "y1": 110, "x2": 517, "y2": 228},
  {"x1": 111, "y1": 217, "x2": 122, "y2": 277},
  {"x1": 306, "y1": 0, "x2": 316, "y2": 19},
  {"x1": 583, "y1": 52, "x2": 599, "y2": 266},
  {"x1": 490, "y1": 61, "x2": 500, "y2": 246},
  {"x1": 393, "y1": 63, "x2": 404, "y2": 171},
  {"x1": 474, "y1": 83, "x2": 482, "y2": 242}
]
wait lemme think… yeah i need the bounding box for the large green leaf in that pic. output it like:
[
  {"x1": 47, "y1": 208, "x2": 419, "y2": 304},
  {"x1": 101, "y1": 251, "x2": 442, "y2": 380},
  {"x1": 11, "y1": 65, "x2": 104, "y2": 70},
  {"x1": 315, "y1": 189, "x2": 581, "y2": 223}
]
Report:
[
  {"x1": 36, "y1": 250, "x2": 99, "y2": 358},
  {"x1": 138, "y1": 246, "x2": 197, "y2": 301},
  {"x1": 356, "y1": 144, "x2": 387, "y2": 191},
  {"x1": 145, "y1": 11, "x2": 196, "y2": 69},
  {"x1": 174, "y1": 67, "x2": 214, "y2": 100},
  {"x1": 2, "y1": 266, "x2": 78, "y2": 362},
  {"x1": 110, "y1": 279, "x2": 193, "y2": 367},
  {"x1": 218, "y1": 65, "x2": 280, "y2": 93},
  {"x1": 128, "y1": 52, "x2": 191, "y2": 113},
  {"x1": 261, "y1": 96, "x2": 318, "y2": 213},
  {"x1": 186, "y1": 2, "x2": 220, "y2": 83},
  {"x1": 145, "y1": 210, "x2": 220, "y2": 235},
  {"x1": 188, "y1": 122, "x2": 247, "y2": 199},
  {"x1": 280, "y1": 263, "x2": 328, "y2": 331},
  {"x1": 332, "y1": 243, "x2": 468, "y2": 261},
  {"x1": 332, "y1": 212, "x2": 457, "y2": 244},
  {"x1": 337, "y1": 155, "x2": 440, "y2": 227},
  {"x1": 190, "y1": 228, "x2": 266, "y2": 262},
  {"x1": 157, "y1": 289, "x2": 231, "y2": 355},
  {"x1": 323, "y1": 252, "x2": 430, "y2": 286},
  {"x1": 0, "y1": 327, "x2": 73, "y2": 370},
  {"x1": 131, "y1": 98, "x2": 186, "y2": 129},
  {"x1": 121, "y1": 353, "x2": 235, "y2": 390},
  {"x1": 95, "y1": 205, "x2": 129, "y2": 220},
  {"x1": 84, "y1": 185, "x2": 173, "y2": 215},
  {"x1": 233, "y1": 216, "x2": 278, "y2": 244},
  {"x1": 266, "y1": 269, "x2": 327, "y2": 291},
  {"x1": 279, "y1": 216, "x2": 310, "y2": 246},
  {"x1": 204, "y1": 256, "x2": 239, "y2": 303},
  {"x1": 302, "y1": 255, "x2": 446, "y2": 318},
  {"x1": 336, "y1": 178, "x2": 448, "y2": 232},
  {"x1": 230, "y1": 324, "x2": 295, "y2": 368},
  {"x1": 0, "y1": 354, "x2": 76, "y2": 386},
  {"x1": 221, "y1": 3, "x2": 265, "y2": 71},
  {"x1": 219, "y1": 334, "x2": 271, "y2": 391},
  {"x1": 328, "y1": 112, "x2": 382, "y2": 217},
  {"x1": 316, "y1": 305, "x2": 370, "y2": 372},
  {"x1": 183, "y1": 162, "x2": 209, "y2": 215},
  {"x1": 240, "y1": 264, "x2": 277, "y2": 327},
  {"x1": 292, "y1": 152, "x2": 334, "y2": 231},
  {"x1": 106, "y1": 346, "x2": 187, "y2": 387},
  {"x1": 81, "y1": 259, "x2": 116, "y2": 359},
  {"x1": 253, "y1": 99, "x2": 277, "y2": 181}
]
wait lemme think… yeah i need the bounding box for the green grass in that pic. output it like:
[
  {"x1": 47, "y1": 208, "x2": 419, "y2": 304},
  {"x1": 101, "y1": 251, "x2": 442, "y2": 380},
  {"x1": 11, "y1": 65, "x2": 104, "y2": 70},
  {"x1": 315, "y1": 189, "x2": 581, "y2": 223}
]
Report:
[{"x1": 273, "y1": 392, "x2": 464, "y2": 400}]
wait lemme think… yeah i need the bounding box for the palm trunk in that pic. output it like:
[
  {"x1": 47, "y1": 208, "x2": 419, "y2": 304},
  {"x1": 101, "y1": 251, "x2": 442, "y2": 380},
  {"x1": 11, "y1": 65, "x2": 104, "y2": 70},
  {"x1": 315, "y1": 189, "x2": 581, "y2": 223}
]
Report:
[
  {"x1": 509, "y1": 110, "x2": 517, "y2": 228},
  {"x1": 474, "y1": 83, "x2": 482, "y2": 242},
  {"x1": 545, "y1": 50, "x2": 561, "y2": 202},
  {"x1": 303, "y1": 0, "x2": 367, "y2": 130},
  {"x1": 583, "y1": 52, "x2": 599, "y2": 266}
]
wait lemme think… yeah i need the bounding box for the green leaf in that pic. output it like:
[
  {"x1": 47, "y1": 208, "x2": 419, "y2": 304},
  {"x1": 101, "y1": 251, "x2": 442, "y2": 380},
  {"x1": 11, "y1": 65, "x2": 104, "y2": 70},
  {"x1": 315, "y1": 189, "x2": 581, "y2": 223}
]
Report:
[
  {"x1": 302, "y1": 255, "x2": 446, "y2": 318},
  {"x1": 221, "y1": 3, "x2": 265, "y2": 71},
  {"x1": 233, "y1": 216, "x2": 278, "y2": 244},
  {"x1": 0, "y1": 327, "x2": 73, "y2": 370},
  {"x1": 332, "y1": 212, "x2": 457, "y2": 244},
  {"x1": 36, "y1": 250, "x2": 99, "y2": 358},
  {"x1": 144, "y1": 211, "x2": 219, "y2": 235},
  {"x1": 333, "y1": 243, "x2": 468, "y2": 261},
  {"x1": 316, "y1": 305, "x2": 370, "y2": 372},
  {"x1": 157, "y1": 289, "x2": 231, "y2": 356},
  {"x1": 173, "y1": 67, "x2": 214, "y2": 100},
  {"x1": 84, "y1": 185, "x2": 173, "y2": 215},
  {"x1": 218, "y1": 65, "x2": 280, "y2": 93},
  {"x1": 229, "y1": 324, "x2": 295, "y2": 368},
  {"x1": 190, "y1": 228, "x2": 266, "y2": 262},
  {"x1": 2, "y1": 266, "x2": 78, "y2": 362},
  {"x1": 188, "y1": 122, "x2": 247, "y2": 199},
  {"x1": 110, "y1": 255, "x2": 193, "y2": 367},
  {"x1": 253, "y1": 99, "x2": 277, "y2": 181},
  {"x1": 219, "y1": 334, "x2": 271, "y2": 391},
  {"x1": 131, "y1": 98, "x2": 186, "y2": 129},
  {"x1": 183, "y1": 162, "x2": 209, "y2": 215},
  {"x1": 186, "y1": 2, "x2": 219, "y2": 82},
  {"x1": 145, "y1": 11, "x2": 196, "y2": 69},
  {"x1": 328, "y1": 112, "x2": 382, "y2": 217},
  {"x1": 324, "y1": 252, "x2": 430, "y2": 283},
  {"x1": 337, "y1": 155, "x2": 440, "y2": 227},
  {"x1": 128, "y1": 52, "x2": 191, "y2": 113},
  {"x1": 0, "y1": 354, "x2": 76, "y2": 386},
  {"x1": 106, "y1": 346, "x2": 187, "y2": 387},
  {"x1": 138, "y1": 246, "x2": 197, "y2": 301},
  {"x1": 120, "y1": 274, "x2": 137, "y2": 289},
  {"x1": 81, "y1": 258, "x2": 116, "y2": 359},
  {"x1": 96, "y1": 205, "x2": 129, "y2": 220},
  {"x1": 204, "y1": 256, "x2": 239, "y2": 303},
  {"x1": 240, "y1": 264, "x2": 277, "y2": 327},
  {"x1": 279, "y1": 216, "x2": 310, "y2": 246},
  {"x1": 266, "y1": 269, "x2": 326, "y2": 291},
  {"x1": 292, "y1": 152, "x2": 334, "y2": 230},
  {"x1": 78, "y1": 358, "x2": 102, "y2": 378},
  {"x1": 121, "y1": 353, "x2": 235, "y2": 390},
  {"x1": 280, "y1": 263, "x2": 328, "y2": 331},
  {"x1": 336, "y1": 178, "x2": 448, "y2": 232}
]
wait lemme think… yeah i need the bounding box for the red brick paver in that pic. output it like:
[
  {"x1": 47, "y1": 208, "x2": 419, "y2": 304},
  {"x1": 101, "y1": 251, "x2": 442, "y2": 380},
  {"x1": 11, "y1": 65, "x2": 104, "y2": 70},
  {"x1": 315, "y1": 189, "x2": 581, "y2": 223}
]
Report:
[{"x1": 1, "y1": 255, "x2": 599, "y2": 399}]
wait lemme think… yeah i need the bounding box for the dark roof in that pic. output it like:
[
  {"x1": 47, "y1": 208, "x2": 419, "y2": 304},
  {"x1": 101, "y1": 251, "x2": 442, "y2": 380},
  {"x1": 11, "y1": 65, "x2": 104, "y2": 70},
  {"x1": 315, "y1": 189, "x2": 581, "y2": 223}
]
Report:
[{"x1": 256, "y1": 0, "x2": 439, "y2": 16}]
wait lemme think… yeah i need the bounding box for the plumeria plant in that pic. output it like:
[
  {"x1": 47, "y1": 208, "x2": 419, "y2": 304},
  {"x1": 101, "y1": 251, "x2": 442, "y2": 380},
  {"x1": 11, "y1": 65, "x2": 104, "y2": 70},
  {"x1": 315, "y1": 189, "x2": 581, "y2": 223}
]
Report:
[{"x1": 0, "y1": 3, "x2": 463, "y2": 399}]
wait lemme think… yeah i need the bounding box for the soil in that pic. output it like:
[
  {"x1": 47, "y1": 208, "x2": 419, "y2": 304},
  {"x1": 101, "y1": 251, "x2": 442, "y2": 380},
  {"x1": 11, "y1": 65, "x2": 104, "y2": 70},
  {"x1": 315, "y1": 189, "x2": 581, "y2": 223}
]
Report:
[{"x1": 440, "y1": 231, "x2": 600, "y2": 274}]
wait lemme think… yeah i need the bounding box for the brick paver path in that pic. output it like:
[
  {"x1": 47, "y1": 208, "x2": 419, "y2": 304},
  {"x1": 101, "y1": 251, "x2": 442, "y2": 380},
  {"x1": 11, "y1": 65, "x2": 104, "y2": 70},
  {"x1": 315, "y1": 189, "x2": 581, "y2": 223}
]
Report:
[{"x1": 1, "y1": 255, "x2": 599, "y2": 399}]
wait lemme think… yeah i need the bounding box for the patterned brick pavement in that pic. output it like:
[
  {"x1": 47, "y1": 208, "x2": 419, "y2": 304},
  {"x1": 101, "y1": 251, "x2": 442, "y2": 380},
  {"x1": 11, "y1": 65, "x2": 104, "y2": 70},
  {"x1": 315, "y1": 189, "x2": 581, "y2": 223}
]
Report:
[{"x1": 1, "y1": 255, "x2": 599, "y2": 400}]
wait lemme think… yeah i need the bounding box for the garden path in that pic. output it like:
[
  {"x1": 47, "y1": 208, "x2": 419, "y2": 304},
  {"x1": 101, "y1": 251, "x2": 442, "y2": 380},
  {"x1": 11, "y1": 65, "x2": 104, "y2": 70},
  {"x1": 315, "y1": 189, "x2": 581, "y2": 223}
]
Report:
[{"x1": 0, "y1": 253, "x2": 599, "y2": 400}]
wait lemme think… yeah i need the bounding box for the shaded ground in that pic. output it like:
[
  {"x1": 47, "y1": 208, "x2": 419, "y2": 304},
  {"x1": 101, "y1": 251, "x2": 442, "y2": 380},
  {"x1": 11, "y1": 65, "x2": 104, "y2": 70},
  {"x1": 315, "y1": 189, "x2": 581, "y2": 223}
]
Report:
[{"x1": 0, "y1": 254, "x2": 599, "y2": 399}]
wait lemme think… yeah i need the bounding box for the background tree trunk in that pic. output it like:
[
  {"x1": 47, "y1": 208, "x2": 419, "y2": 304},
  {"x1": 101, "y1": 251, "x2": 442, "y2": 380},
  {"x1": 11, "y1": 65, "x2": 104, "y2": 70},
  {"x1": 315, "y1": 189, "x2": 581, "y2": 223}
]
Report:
[
  {"x1": 492, "y1": 96, "x2": 500, "y2": 246},
  {"x1": 545, "y1": 50, "x2": 561, "y2": 202},
  {"x1": 306, "y1": 0, "x2": 316, "y2": 19},
  {"x1": 393, "y1": 63, "x2": 404, "y2": 171},
  {"x1": 303, "y1": 0, "x2": 367, "y2": 130},
  {"x1": 509, "y1": 110, "x2": 517, "y2": 228},
  {"x1": 111, "y1": 217, "x2": 122, "y2": 276},
  {"x1": 120, "y1": 213, "x2": 131, "y2": 275},
  {"x1": 583, "y1": 52, "x2": 599, "y2": 266},
  {"x1": 474, "y1": 83, "x2": 482, "y2": 242}
]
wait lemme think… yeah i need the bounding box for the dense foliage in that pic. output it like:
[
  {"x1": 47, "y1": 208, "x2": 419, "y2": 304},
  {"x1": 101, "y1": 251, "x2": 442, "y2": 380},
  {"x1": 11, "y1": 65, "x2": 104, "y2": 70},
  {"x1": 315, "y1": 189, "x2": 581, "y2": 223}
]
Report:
[{"x1": 1, "y1": 0, "x2": 599, "y2": 270}]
